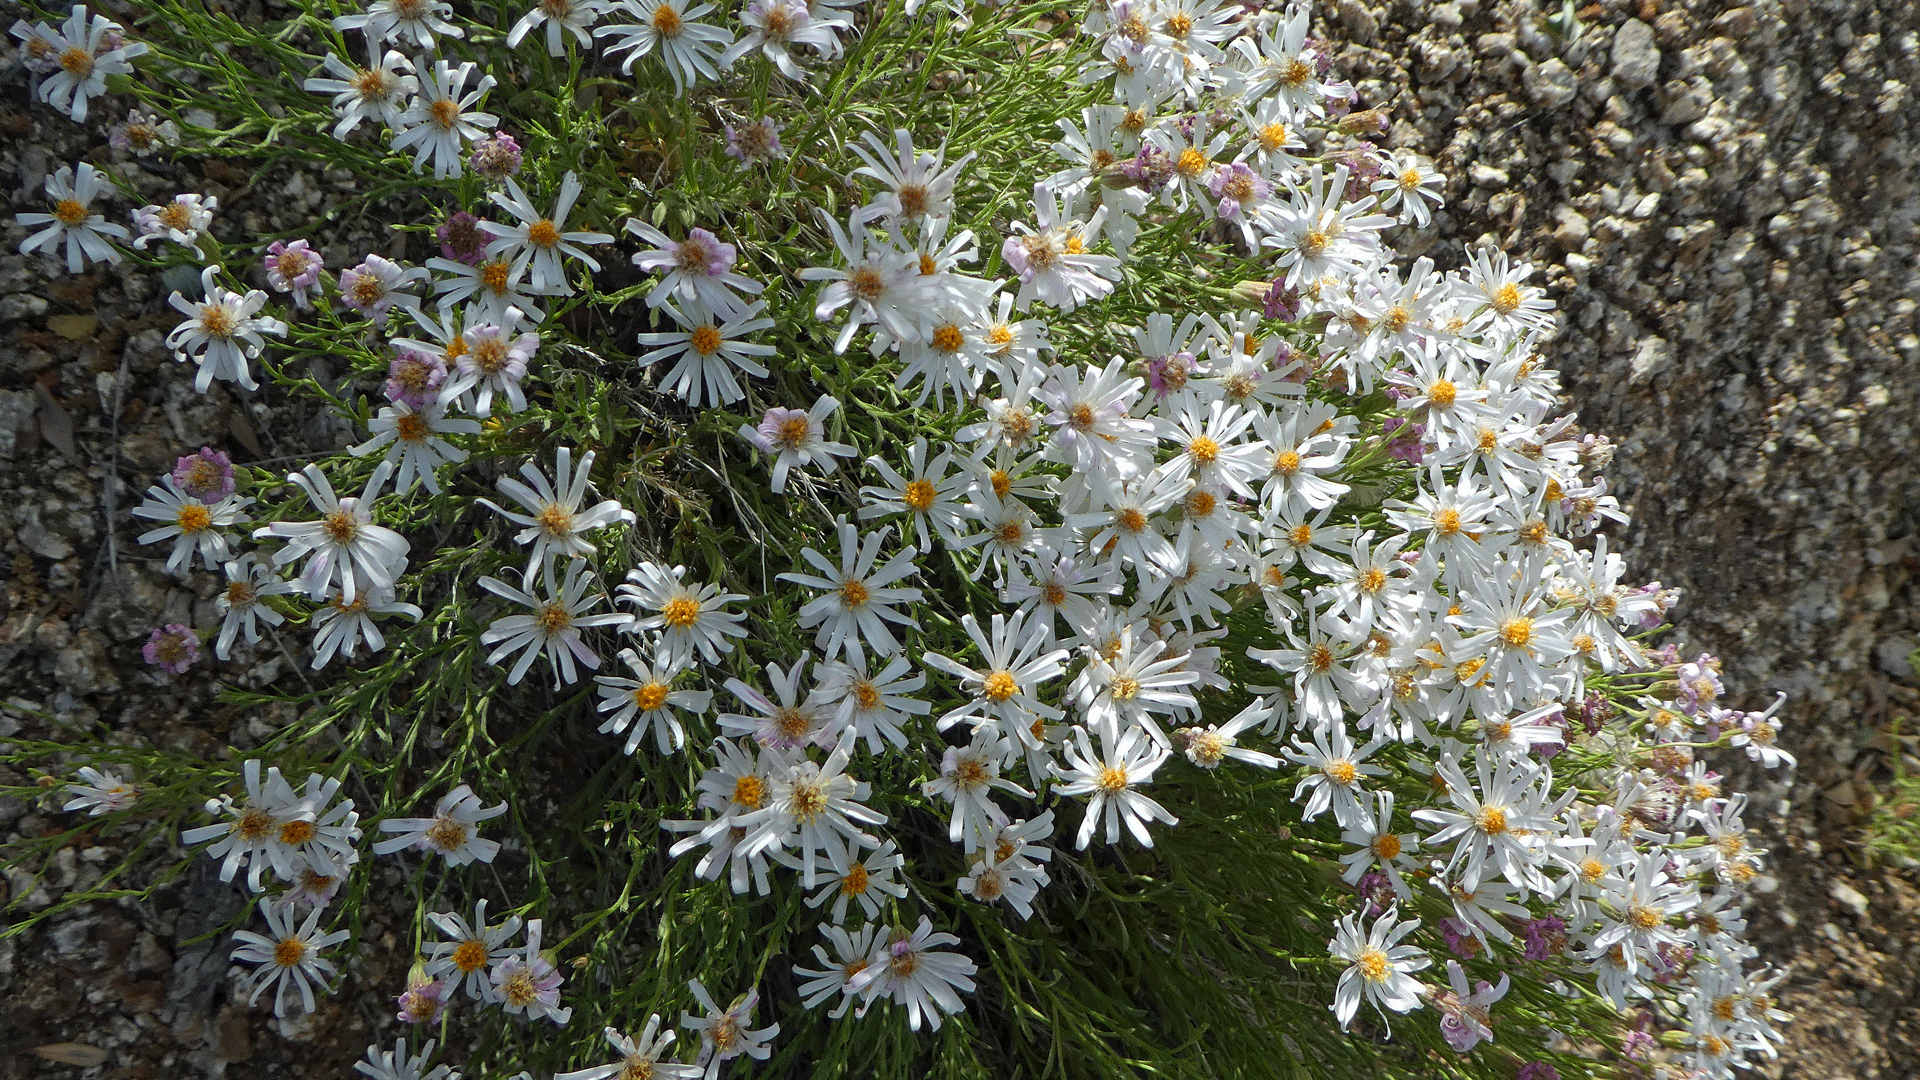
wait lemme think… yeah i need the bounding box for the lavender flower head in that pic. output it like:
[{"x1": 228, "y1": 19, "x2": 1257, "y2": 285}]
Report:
[
  {"x1": 469, "y1": 132, "x2": 523, "y2": 182},
  {"x1": 1674, "y1": 653, "x2": 1723, "y2": 716},
  {"x1": 1145, "y1": 351, "x2": 1197, "y2": 400},
  {"x1": 1207, "y1": 162, "x2": 1271, "y2": 219},
  {"x1": 386, "y1": 348, "x2": 448, "y2": 411},
  {"x1": 1521, "y1": 915, "x2": 1567, "y2": 961},
  {"x1": 1381, "y1": 416, "x2": 1426, "y2": 464},
  {"x1": 396, "y1": 969, "x2": 450, "y2": 1025},
  {"x1": 1118, "y1": 145, "x2": 1175, "y2": 194},
  {"x1": 725, "y1": 117, "x2": 785, "y2": 166},
  {"x1": 437, "y1": 210, "x2": 490, "y2": 266},
  {"x1": 654, "y1": 227, "x2": 734, "y2": 278},
  {"x1": 1262, "y1": 279, "x2": 1301, "y2": 320},
  {"x1": 264, "y1": 240, "x2": 324, "y2": 309},
  {"x1": 172, "y1": 447, "x2": 236, "y2": 501},
  {"x1": 144, "y1": 624, "x2": 200, "y2": 674},
  {"x1": 1516, "y1": 1065, "x2": 1560, "y2": 1080},
  {"x1": 109, "y1": 109, "x2": 179, "y2": 156}
]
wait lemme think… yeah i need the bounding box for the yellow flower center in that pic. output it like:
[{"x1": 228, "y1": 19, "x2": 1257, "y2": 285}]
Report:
[
  {"x1": 839, "y1": 578, "x2": 870, "y2": 608},
  {"x1": 633, "y1": 682, "x2": 669, "y2": 711},
  {"x1": 278, "y1": 819, "x2": 316, "y2": 845},
  {"x1": 199, "y1": 305, "x2": 237, "y2": 339},
  {"x1": 1322, "y1": 759, "x2": 1356, "y2": 785},
  {"x1": 536, "y1": 603, "x2": 572, "y2": 635},
  {"x1": 1259, "y1": 122, "x2": 1290, "y2": 152},
  {"x1": 1499, "y1": 617, "x2": 1533, "y2": 648},
  {"x1": 176, "y1": 502, "x2": 214, "y2": 533},
  {"x1": 774, "y1": 415, "x2": 812, "y2": 448},
  {"x1": 1164, "y1": 12, "x2": 1193, "y2": 36},
  {"x1": 1476, "y1": 805, "x2": 1509, "y2": 835},
  {"x1": 731, "y1": 774, "x2": 765, "y2": 809},
  {"x1": 323, "y1": 508, "x2": 360, "y2": 544},
  {"x1": 661, "y1": 596, "x2": 700, "y2": 627},
  {"x1": 931, "y1": 323, "x2": 965, "y2": 352},
  {"x1": 1175, "y1": 147, "x2": 1208, "y2": 178},
  {"x1": 527, "y1": 219, "x2": 560, "y2": 248},
  {"x1": 651, "y1": 2, "x2": 683, "y2": 35},
  {"x1": 395, "y1": 412, "x2": 430, "y2": 442},
  {"x1": 480, "y1": 260, "x2": 511, "y2": 295},
  {"x1": 1370, "y1": 833, "x2": 1401, "y2": 859},
  {"x1": 1095, "y1": 765, "x2": 1129, "y2": 793},
  {"x1": 427, "y1": 817, "x2": 471, "y2": 852},
  {"x1": 273, "y1": 936, "x2": 307, "y2": 967},
  {"x1": 51, "y1": 197, "x2": 86, "y2": 225},
  {"x1": 841, "y1": 862, "x2": 870, "y2": 894},
  {"x1": 429, "y1": 98, "x2": 460, "y2": 129},
  {"x1": 902, "y1": 478, "x2": 936, "y2": 512},
  {"x1": 452, "y1": 938, "x2": 490, "y2": 972},
  {"x1": 1491, "y1": 283, "x2": 1522, "y2": 315},
  {"x1": 689, "y1": 324, "x2": 722, "y2": 355},
  {"x1": 1356, "y1": 948, "x2": 1388, "y2": 981},
  {"x1": 897, "y1": 183, "x2": 928, "y2": 215}
]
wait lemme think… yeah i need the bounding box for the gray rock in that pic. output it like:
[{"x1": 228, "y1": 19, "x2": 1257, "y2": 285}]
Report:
[
  {"x1": 1525, "y1": 58, "x2": 1578, "y2": 108},
  {"x1": 1612, "y1": 19, "x2": 1663, "y2": 89}
]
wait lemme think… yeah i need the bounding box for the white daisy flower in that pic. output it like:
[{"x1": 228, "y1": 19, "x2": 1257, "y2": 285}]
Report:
[
  {"x1": 436, "y1": 310, "x2": 542, "y2": 416},
  {"x1": 373, "y1": 783, "x2": 509, "y2": 865},
  {"x1": 63, "y1": 765, "x2": 138, "y2": 815},
  {"x1": 479, "y1": 172, "x2": 614, "y2": 294},
  {"x1": 742, "y1": 732, "x2": 885, "y2": 888},
  {"x1": 130, "y1": 193, "x2": 216, "y2": 250},
  {"x1": 557, "y1": 1019, "x2": 700, "y2": 1080},
  {"x1": 794, "y1": 922, "x2": 883, "y2": 1018},
  {"x1": 795, "y1": 206, "x2": 925, "y2": 353},
  {"x1": 309, "y1": 583, "x2": 422, "y2": 670},
  {"x1": 594, "y1": 646, "x2": 712, "y2": 755},
  {"x1": 681, "y1": 980, "x2": 779, "y2": 1076},
  {"x1": 596, "y1": 0, "x2": 734, "y2": 95},
  {"x1": 1283, "y1": 721, "x2": 1389, "y2": 832},
  {"x1": 778, "y1": 519, "x2": 924, "y2": 667},
  {"x1": 922, "y1": 729, "x2": 1033, "y2": 849},
  {"x1": 429, "y1": 250, "x2": 555, "y2": 325},
  {"x1": 719, "y1": 0, "x2": 846, "y2": 80},
  {"x1": 230, "y1": 899, "x2": 350, "y2": 1018},
  {"x1": 846, "y1": 916, "x2": 977, "y2": 1032},
  {"x1": 348, "y1": 399, "x2": 480, "y2": 495},
  {"x1": 635, "y1": 296, "x2": 776, "y2": 407},
  {"x1": 163, "y1": 266, "x2": 287, "y2": 393},
  {"x1": 923, "y1": 610, "x2": 1069, "y2": 742},
  {"x1": 1328, "y1": 907, "x2": 1430, "y2": 1032},
  {"x1": 303, "y1": 43, "x2": 419, "y2": 139},
  {"x1": 424, "y1": 899, "x2": 522, "y2": 1001},
  {"x1": 179, "y1": 760, "x2": 311, "y2": 892},
  {"x1": 131, "y1": 473, "x2": 250, "y2": 574},
  {"x1": 28, "y1": 7, "x2": 148, "y2": 123},
  {"x1": 739, "y1": 394, "x2": 858, "y2": 494},
  {"x1": 490, "y1": 918, "x2": 572, "y2": 1025},
  {"x1": 1068, "y1": 625, "x2": 1199, "y2": 746},
  {"x1": 391, "y1": 57, "x2": 497, "y2": 179},
  {"x1": 626, "y1": 221, "x2": 764, "y2": 320},
  {"x1": 16, "y1": 161, "x2": 128, "y2": 274},
  {"x1": 1002, "y1": 181, "x2": 1121, "y2": 312},
  {"x1": 478, "y1": 557, "x2": 629, "y2": 687},
  {"x1": 253, "y1": 461, "x2": 410, "y2": 604},
  {"x1": 859, "y1": 438, "x2": 973, "y2": 553},
  {"x1": 214, "y1": 555, "x2": 293, "y2": 660},
  {"x1": 849, "y1": 127, "x2": 975, "y2": 222},
  {"x1": 479, "y1": 446, "x2": 635, "y2": 574},
  {"x1": 617, "y1": 562, "x2": 750, "y2": 665},
  {"x1": 354, "y1": 1038, "x2": 455, "y2": 1080},
  {"x1": 803, "y1": 841, "x2": 908, "y2": 924},
  {"x1": 720, "y1": 656, "x2": 832, "y2": 750},
  {"x1": 508, "y1": 0, "x2": 614, "y2": 56},
  {"x1": 333, "y1": 0, "x2": 465, "y2": 50},
  {"x1": 340, "y1": 253, "x2": 429, "y2": 323},
  {"x1": 812, "y1": 654, "x2": 929, "y2": 753},
  {"x1": 1336, "y1": 791, "x2": 1420, "y2": 903},
  {"x1": 1054, "y1": 723, "x2": 1177, "y2": 849}
]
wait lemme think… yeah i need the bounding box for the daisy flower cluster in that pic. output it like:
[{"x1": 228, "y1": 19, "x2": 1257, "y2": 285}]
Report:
[{"x1": 23, "y1": 1, "x2": 1795, "y2": 1078}]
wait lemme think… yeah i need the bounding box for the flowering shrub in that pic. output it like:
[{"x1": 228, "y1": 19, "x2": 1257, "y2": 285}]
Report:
[{"x1": 8, "y1": 2, "x2": 1796, "y2": 1079}]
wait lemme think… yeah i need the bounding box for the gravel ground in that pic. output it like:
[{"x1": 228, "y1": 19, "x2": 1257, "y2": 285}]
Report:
[{"x1": 2, "y1": 0, "x2": 1918, "y2": 1078}]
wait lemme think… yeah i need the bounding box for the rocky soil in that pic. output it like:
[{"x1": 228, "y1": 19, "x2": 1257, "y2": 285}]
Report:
[{"x1": 2, "y1": 0, "x2": 1917, "y2": 1078}]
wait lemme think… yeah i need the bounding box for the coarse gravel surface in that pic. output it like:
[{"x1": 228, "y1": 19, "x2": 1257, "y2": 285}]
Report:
[{"x1": 2, "y1": 0, "x2": 1918, "y2": 1078}]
